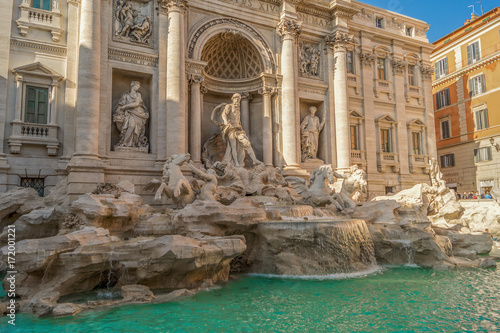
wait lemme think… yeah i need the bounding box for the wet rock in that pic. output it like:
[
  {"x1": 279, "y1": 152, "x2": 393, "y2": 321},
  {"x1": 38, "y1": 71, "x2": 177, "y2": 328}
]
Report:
[
  {"x1": 29, "y1": 291, "x2": 60, "y2": 317},
  {"x1": 52, "y1": 303, "x2": 81, "y2": 317},
  {"x1": 121, "y1": 285, "x2": 154, "y2": 303},
  {"x1": 154, "y1": 289, "x2": 195, "y2": 303}
]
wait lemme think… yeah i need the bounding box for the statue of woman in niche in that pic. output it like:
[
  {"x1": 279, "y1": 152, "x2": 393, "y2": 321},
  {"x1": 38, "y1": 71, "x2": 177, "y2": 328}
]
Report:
[
  {"x1": 113, "y1": 81, "x2": 149, "y2": 150},
  {"x1": 300, "y1": 106, "x2": 325, "y2": 161}
]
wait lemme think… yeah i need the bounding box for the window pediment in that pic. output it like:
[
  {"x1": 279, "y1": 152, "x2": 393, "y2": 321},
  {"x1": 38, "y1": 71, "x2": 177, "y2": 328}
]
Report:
[
  {"x1": 12, "y1": 62, "x2": 63, "y2": 82},
  {"x1": 376, "y1": 114, "x2": 396, "y2": 124},
  {"x1": 407, "y1": 118, "x2": 425, "y2": 128}
]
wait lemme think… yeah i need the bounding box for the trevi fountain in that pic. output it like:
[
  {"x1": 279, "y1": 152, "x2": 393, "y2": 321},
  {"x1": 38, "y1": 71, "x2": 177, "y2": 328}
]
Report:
[{"x1": 0, "y1": 93, "x2": 499, "y2": 331}]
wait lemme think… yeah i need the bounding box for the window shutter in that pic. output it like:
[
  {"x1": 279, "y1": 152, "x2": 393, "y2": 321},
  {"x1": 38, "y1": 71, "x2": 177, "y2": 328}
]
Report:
[
  {"x1": 474, "y1": 148, "x2": 479, "y2": 162},
  {"x1": 444, "y1": 58, "x2": 448, "y2": 75},
  {"x1": 487, "y1": 147, "x2": 492, "y2": 161},
  {"x1": 445, "y1": 88, "x2": 450, "y2": 106},
  {"x1": 481, "y1": 74, "x2": 486, "y2": 93},
  {"x1": 436, "y1": 93, "x2": 441, "y2": 109},
  {"x1": 467, "y1": 44, "x2": 473, "y2": 65},
  {"x1": 451, "y1": 154, "x2": 455, "y2": 166},
  {"x1": 474, "y1": 42, "x2": 480, "y2": 61},
  {"x1": 485, "y1": 109, "x2": 489, "y2": 128},
  {"x1": 435, "y1": 63, "x2": 440, "y2": 78},
  {"x1": 469, "y1": 78, "x2": 474, "y2": 97},
  {"x1": 440, "y1": 155, "x2": 445, "y2": 167}
]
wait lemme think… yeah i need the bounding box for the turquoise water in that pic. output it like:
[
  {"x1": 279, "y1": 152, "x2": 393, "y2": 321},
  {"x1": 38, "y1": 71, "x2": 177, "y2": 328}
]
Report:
[{"x1": 2, "y1": 267, "x2": 499, "y2": 332}]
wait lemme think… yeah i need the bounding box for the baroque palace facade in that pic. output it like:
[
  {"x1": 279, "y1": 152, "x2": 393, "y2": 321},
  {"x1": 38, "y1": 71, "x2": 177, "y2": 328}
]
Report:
[
  {"x1": 431, "y1": 8, "x2": 500, "y2": 195},
  {"x1": 0, "y1": 0, "x2": 436, "y2": 201}
]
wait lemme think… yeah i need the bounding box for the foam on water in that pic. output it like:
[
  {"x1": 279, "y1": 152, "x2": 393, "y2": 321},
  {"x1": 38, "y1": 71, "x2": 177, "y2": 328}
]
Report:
[{"x1": 248, "y1": 265, "x2": 384, "y2": 280}]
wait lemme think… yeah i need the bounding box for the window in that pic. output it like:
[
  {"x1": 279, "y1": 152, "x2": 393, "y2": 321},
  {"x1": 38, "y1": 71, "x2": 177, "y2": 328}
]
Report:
[
  {"x1": 25, "y1": 86, "x2": 49, "y2": 124},
  {"x1": 440, "y1": 119, "x2": 451, "y2": 139},
  {"x1": 32, "y1": 0, "x2": 52, "y2": 11},
  {"x1": 376, "y1": 17, "x2": 384, "y2": 28},
  {"x1": 385, "y1": 186, "x2": 395, "y2": 195},
  {"x1": 474, "y1": 147, "x2": 492, "y2": 162},
  {"x1": 380, "y1": 128, "x2": 392, "y2": 152},
  {"x1": 408, "y1": 65, "x2": 417, "y2": 86},
  {"x1": 412, "y1": 132, "x2": 422, "y2": 155},
  {"x1": 434, "y1": 58, "x2": 448, "y2": 79},
  {"x1": 436, "y1": 88, "x2": 451, "y2": 109},
  {"x1": 346, "y1": 50, "x2": 355, "y2": 74},
  {"x1": 467, "y1": 41, "x2": 481, "y2": 65},
  {"x1": 469, "y1": 74, "x2": 486, "y2": 97},
  {"x1": 20, "y1": 177, "x2": 45, "y2": 197},
  {"x1": 350, "y1": 125, "x2": 359, "y2": 150},
  {"x1": 377, "y1": 58, "x2": 386, "y2": 80},
  {"x1": 440, "y1": 153, "x2": 455, "y2": 168},
  {"x1": 474, "y1": 109, "x2": 489, "y2": 130},
  {"x1": 406, "y1": 27, "x2": 413, "y2": 37}
]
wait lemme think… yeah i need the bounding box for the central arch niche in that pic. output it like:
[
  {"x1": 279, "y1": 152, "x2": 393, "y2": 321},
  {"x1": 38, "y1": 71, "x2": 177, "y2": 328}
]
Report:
[
  {"x1": 198, "y1": 30, "x2": 266, "y2": 161},
  {"x1": 201, "y1": 30, "x2": 264, "y2": 80}
]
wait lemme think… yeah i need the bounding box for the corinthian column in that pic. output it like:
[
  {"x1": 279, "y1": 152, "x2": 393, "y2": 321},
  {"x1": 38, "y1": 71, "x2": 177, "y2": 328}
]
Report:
[
  {"x1": 276, "y1": 17, "x2": 301, "y2": 170},
  {"x1": 163, "y1": 0, "x2": 187, "y2": 156},
  {"x1": 328, "y1": 31, "x2": 355, "y2": 171},
  {"x1": 74, "y1": 0, "x2": 101, "y2": 158},
  {"x1": 188, "y1": 73, "x2": 203, "y2": 163},
  {"x1": 259, "y1": 86, "x2": 276, "y2": 166}
]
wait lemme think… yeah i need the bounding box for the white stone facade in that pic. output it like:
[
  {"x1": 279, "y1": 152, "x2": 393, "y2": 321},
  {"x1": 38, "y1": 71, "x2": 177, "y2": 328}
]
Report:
[{"x1": 0, "y1": 0, "x2": 436, "y2": 201}]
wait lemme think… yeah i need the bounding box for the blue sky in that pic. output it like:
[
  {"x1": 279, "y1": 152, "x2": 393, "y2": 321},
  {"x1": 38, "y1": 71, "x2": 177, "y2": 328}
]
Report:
[{"x1": 360, "y1": 0, "x2": 499, "y2": 42}]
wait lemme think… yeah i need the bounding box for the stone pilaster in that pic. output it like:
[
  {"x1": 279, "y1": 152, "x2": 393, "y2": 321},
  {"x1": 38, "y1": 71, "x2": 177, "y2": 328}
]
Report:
[
  {"x1": 421, "y1": 64, "x2": 437, "y2": 159},
  {"x1": 259, "y1": 86, "x2": 276, "y2": 166},
  {"x1": 163, "y1": 0, "x2": 188, "y2": 156},
  {"x1": 188, "y1": 73, "x2": 203, "y2": 163},
  {"x1": 240, "y1": 93, "x2": 251, "y2": 136},
  {"x1": 324, "y1": 36, "x2": 337, "y2": 167},
  {"x1": 327, "y1": 31, "x2": 355, "y2": 171},
  {"x1": 276, "y1": 16, "x2": 302, "y2": 171}
]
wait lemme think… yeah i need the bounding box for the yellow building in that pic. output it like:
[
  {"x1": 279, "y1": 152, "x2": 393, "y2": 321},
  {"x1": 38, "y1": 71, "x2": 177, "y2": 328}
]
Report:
[{"x1": 431, "y1": 8, "x2": 500, "y2": 195}]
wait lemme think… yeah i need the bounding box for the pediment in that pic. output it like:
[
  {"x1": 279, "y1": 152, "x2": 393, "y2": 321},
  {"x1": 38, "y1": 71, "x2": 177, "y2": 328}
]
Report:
[
  {"x1": 12, "y1": 62, "x2": 62, "y2": 79},
  {"x1": 349, "y1": 110, "x2": 364, "y2": 119},
  {"x1": 376, "y1": 114, "x2": 396, "y2": 123},
  {"x1": 407, "y1": 118, "x2": 426, "y2": 127}
]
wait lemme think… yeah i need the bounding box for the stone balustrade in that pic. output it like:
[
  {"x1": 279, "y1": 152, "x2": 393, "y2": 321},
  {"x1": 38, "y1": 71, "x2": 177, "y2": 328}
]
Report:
[
  {"x1": 17, "y1": 4, "x2": 63, "y2": 42},
  {"x1": 8, "y1": 121, "x2": 60, "y2": 156}
]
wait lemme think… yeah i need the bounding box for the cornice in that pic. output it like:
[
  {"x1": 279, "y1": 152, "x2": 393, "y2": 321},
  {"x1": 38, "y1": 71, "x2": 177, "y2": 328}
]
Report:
[
  {"x1": 108, "y1": 48, "x2": 159, "y2": 67},
  {"x1": 10, "y1": 38, "x2": 67, "y2": 54}
]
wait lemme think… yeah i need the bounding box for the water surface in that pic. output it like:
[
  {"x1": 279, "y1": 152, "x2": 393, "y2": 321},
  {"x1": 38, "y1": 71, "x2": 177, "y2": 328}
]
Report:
[{"x1": 2, "y1": 267, "x2": 499, "y2": 332}]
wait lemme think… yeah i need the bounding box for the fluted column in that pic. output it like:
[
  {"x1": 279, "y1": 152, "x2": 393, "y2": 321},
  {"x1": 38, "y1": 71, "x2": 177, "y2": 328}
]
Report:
[
  {"x1": 189, "y1": 73, "x2": 203, "y2": 162},
  {"x1": 163, "y1": 0, "x2": 187, "y2": 156},
  {"x1": 324, "y1": 37, "x2": 337, "y2": 167},
  {"x1": 277, "y1": 17, "x2": 301, "y2": 169},
  {"x1": 259, "y1": 86, "x2": 275, "y2": 166},
  {"x1": 74, "y1": 0, "x2": 101, "y2": 158},
  {"x1": 241, "y1": 93, "x2": 251, "y2": 136},
  {"x1": 330, "y1": 31, "x2": 355, "y2": 171}
]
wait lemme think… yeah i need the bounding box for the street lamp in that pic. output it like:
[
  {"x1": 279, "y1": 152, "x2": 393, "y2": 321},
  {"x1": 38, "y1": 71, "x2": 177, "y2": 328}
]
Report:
[{"x1": 489, "y1": 137, "x2": 500, "y2": 152}]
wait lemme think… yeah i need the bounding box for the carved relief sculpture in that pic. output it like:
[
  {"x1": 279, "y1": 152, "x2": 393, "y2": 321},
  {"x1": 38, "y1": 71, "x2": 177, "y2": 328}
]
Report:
[
  {"x1": 113, "y1": 0, "x2": 153, "y2": 47},
  {"x1": 113, "y1": 81, "x2": 149, "y2": 151},
  {"x1": 299, "y1": 43, "x2": 321, "y2": 77},
  {"x1": 209, "y1": 93, "x2": 262, "y2": 168},
  {"x1": 300, "y1": 106, "x2": 325, "y2": 162}
]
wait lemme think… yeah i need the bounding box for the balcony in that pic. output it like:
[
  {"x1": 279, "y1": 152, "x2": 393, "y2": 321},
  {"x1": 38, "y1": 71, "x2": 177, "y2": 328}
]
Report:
[
  {"x1": 405, "y1": 84, "x2": 423, "y2": 104},
  {"x1": 8, "y1": 121, "x2": 60, "y2": 156},
  {"x1": 350, "y1": 150, "x2": 367, "y2": 166},
  {"x1": 373, "y1": 79, "x2": 393, "y2": 100},
  {"x1": 409, "y1": 154, "x2": 430, "y2": 174},
  {"x1": 347, "y1": 74, "x2": 361, "y2": 95},
  {"x1": 377, "y1": 152, "x2": 400, "y2": 173},
  {"x1": 16, "y1": 2, "x2": 63, "y2": 42}
]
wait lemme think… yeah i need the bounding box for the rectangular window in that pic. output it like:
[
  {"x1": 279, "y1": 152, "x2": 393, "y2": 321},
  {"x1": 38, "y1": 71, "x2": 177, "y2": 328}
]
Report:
[
  {"x1": 406, "y1": 27, "x2": 413, "y2": 37},
  {"x1": 440, "y1": 119, "x2": 451, "y2": 139},
  {"x1": 412, "y1": 132, "x2": 422, "y2": 155},
  {"x1": 408, "y1": 65, "x2": 416, "y2": 86},
  {"x1": 474, "y1": 147, "x2": 492, "y2": 162},
  {"x1": 436, "y1": 88, "x2": 451, "y2": 109},
  {"x1": 350, "y1": 125, "x2": 359, "y2": 150},
  {"x1": 474, "y1": 109, "x2": 489, "y2": 130},
  {"x1": 346, "y1": 50, "x2": 355, "y2": 74},
  {"x1": 376, "y1": 17, "x2": 384, "y2": 28},
  {"x1": 32, "y1": 0, "x2": 51, "y2": 11},
  {"x1": 20, "y1": 177, "x2": 45, "y2": 197},
  {"x1": 380, "y1": 128, "x2": 392, "y2": 153},
  {"x1": 434, "y1": 58, "x2": 448, "y2": 79},
  {"x1": 440, "y1": 153, "x2": 455, "y2": 168},
  {"x1": 469, "y1": 74, "x2": 486, "y2": 97},
  {"x1": 467, "y1": 41, "x2": 481, "y2": 65},
  {"x1": 385, "y1": 186, "x2": 395, "y2": 195},
  {"x1": 25, "y1": 86, "x2": 48, "y2": 124},
  {"x1": 377, "y1": 58, "x2": 386, "y2": 80}
]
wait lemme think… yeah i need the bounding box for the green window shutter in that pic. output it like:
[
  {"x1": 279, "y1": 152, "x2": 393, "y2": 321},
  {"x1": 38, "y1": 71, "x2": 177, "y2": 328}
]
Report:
[
  {"x1": 485, "y1": 110, "x2": 489, "y2": 128},
  {"x1": 443, "y1": 58, "x2": 448, "y2": 75},
  {"x1": 36, "y1": 89, "x2": 48, "y2": 124},
  {"x1": 435, "y1": 63, "x2": 440, "y2": 78},
  {"x1": 474, "y1": 42, "x2": 480, "y2": 61},
  {"x1": 487, "y1": 147, "x2": 492, "y2": 160},
  {"x1": 469, "y1": 78, "x2": 474, "y2": 97},
  {"x1": 25, "y1": 87, "x2": 37, "y2": 123},
  {"x1": 480, "y1": 74, "x2": 486, "y2": 93},
  {"x1": 467, "y1": 44, "x2": 473, "y2": 65}
]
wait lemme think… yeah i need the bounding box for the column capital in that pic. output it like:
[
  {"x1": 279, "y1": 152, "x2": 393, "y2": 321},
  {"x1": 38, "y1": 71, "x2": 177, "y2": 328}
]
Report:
[
  {"x1": 188, "y1": 73, "x2": 203, "y2": 84},
  {"x1": 325, "y1": 31, "x2": 355, "y2": 51},
  {"x1": 360, "y1": 52, "x2": 376, "y2": 68},
  {"x1": 391, "y1": 58, "x2": 406, "y2": 75},
  {"x1": 67, "y1": 0, "x2": 80, "y2": 5},
  {"x1": 161, "y1": 0, "x2": 187, "y2": 13},
  {"x1": 276, "y1": 18, "x2": 302, "y2": 40},
  {"x1": 421, "y1": 66, "x2": 434, "y2": 80},
  {"x1": 240, "y1": 92, "x2": 253, "y2": 101},
  {"x1": 258, "y1": 86, "x2": 277, "y2": 96}
]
